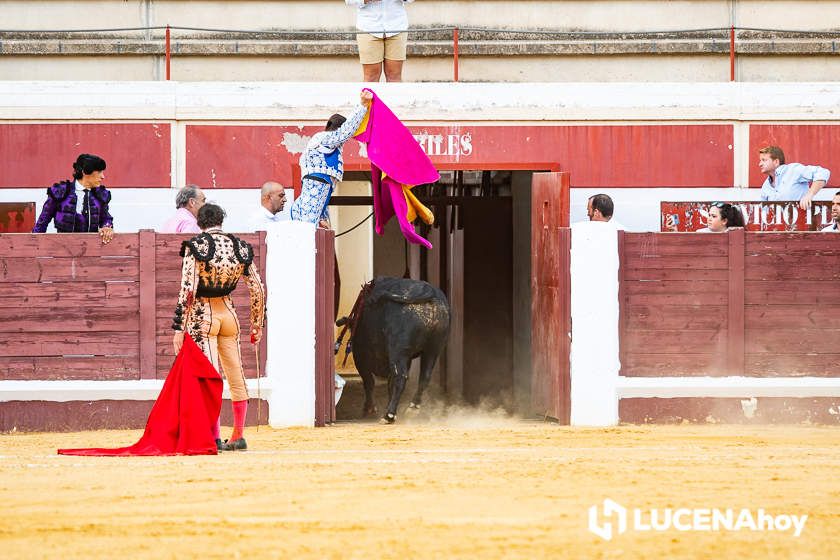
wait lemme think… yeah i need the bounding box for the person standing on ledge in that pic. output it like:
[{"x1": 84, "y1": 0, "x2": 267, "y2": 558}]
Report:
[{"x1": 346, "y1": 0, "x2": 414, "y2": 82}]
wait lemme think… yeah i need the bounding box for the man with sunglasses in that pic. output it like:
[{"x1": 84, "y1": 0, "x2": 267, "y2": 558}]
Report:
[{"x1": 758, "y1": 146, "x2": 830, "y2": 211}]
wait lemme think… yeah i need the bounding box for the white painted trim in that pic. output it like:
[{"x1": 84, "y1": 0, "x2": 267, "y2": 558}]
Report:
[
  {"x1": 617, "y1": 376, "x2": 840, "y2": 399},
  {"x1": 173, "y1": 120, "x2": 184, "y2": 189},
  {"x1": 732, "y1": 121, "x2": 750, "y2": 189},
  {"x1": 0, "y1": 378, "x2": 273, "y2": 402},
  {"x1": 2, "y1": 82, "x2": 840, "y2": 122},
  {"x1": 264, "y1": 221, "x2": 317, "y2": 428},
  {"x1": 569, "y1": 221, "x2": 622, "y2": 427}
]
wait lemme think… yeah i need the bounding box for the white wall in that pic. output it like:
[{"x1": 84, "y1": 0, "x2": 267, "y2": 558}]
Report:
[{"x1": 2, "y1": 187, "x2": 294, "y2": 234}]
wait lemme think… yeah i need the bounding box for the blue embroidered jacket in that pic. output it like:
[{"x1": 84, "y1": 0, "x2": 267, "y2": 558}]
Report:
[{"x1": 299, "y1": 105, "x2": 368, "y2": 183}]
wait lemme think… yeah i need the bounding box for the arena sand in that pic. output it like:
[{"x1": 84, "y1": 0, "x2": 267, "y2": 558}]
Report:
[{"x1": 0, "y1": 420, "x2": 837, "y2": 559}]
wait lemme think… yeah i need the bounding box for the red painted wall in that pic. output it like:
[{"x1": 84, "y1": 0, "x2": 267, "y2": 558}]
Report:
[
  {"x1": 185, "y1": 124, "x2": 734, "y2": 188},
  {"x1": 749, "y1": 125, "x2": 840, "y2": 188},
  {"x1": 0, "y1": 124, "x2": 171, "y2": 188}
]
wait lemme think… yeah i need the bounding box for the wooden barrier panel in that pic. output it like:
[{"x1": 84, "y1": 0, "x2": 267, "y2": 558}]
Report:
[
  {"x1": 620, "y1": 231, "x2": 840, "y2": 378},
  {"x1": 0, "y1": 234, "x2": 141, "y2": 380},
  {"x1": 0, "y1": 231, "x2": 268, "y2": 382},
  {"x1": 153, "y1": 232, "x2": 267, "y2": 380},
  {"x1": 620, "y1": 232, "x2": 730, "y2": 377},
  {"x1": 743, "y1": 233, "x2": 840, "y2": 376},
  {"x1": 314, "y1": 228, "x2": 336, "y2": 427}
]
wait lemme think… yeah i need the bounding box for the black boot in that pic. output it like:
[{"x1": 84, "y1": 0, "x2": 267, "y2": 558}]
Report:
[
  {"x1": 215, "y1": 438, "x2": 223, "y2": 452},
  {"x1": 221, "y1": 437, "x2": 247, "y2": 451}
]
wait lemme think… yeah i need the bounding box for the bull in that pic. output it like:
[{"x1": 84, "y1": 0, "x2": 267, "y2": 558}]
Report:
[{"x1": 336, "y1": 277, "x2": 451, "y2": 424}]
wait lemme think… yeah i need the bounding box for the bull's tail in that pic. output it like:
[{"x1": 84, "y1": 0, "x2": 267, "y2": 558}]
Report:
[{"x1": 334, "y1": 280, "x2": 374, "y2": 366}]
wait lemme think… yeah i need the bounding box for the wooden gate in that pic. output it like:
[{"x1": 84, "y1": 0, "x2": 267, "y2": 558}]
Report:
[{"x1": 530, "y1": 172, "x2": 571, "y2": 423}]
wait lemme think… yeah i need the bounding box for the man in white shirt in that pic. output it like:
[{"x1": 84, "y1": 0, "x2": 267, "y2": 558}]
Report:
[
  {"x1": 587, "y1": 193, "x2": 625, "y2": 230},
  {"x1": 249, "y1": 181, "x2": 288, "y2": 231},
  {"x1": 821, "y1": 191, "x2": 840, "y2": 231},
  {"x1": 346, "y1": 0, "x2": 414, "y2": 82}
]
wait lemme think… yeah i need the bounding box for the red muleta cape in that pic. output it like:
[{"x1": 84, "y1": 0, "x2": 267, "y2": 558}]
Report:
[{"x1": 58, "y1": 333, "x2": 223, "y2": 457}]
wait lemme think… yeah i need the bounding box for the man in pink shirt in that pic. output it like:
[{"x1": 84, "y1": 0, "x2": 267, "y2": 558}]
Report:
[{"x1": 161, "y1": 185, "x2": 206, "y2": 233}]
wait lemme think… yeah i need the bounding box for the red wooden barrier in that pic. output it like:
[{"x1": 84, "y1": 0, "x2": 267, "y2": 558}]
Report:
[
  {"x1": 0, "y1": 234, "x2": 141, "y2": 380},
  {"x1": 530, "y1": 172, "x2": 571, "y2": 423},
  {"x1": 152, "y1": 232, "x2": 267, "y2": 381},
  {"x1": 0, "y1": 232, "x2": 268, "y2": 388},
  {"x1": 314, "y1": 228, "x2": 336, "y2": 427},
  {"x1": 0, "y1": 229, "x2": 341, "y2": 429},
  {"x1": 620, "y1": 231, "x2": 840, "y2": 378}
]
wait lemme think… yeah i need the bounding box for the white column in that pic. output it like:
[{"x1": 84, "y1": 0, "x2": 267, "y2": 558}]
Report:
[
  {"x1": 264, "y1": 221, "x2": 317, "y2": 427},
  {"x1": 569, "y1": 221, "x2": 621, "y2": 426}
]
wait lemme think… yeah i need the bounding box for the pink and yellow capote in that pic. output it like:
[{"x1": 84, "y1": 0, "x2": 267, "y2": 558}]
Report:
[{"x1": 353, "y1": 89, "x2": 440, "y2": 249}]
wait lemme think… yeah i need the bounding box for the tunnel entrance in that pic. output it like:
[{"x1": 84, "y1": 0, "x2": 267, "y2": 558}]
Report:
[{"x1": 331, "y1": 167, "x2": 565, "y2": 418}]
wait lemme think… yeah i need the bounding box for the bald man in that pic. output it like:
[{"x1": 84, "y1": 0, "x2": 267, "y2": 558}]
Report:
[{"x1": 249, "y1": 181, "x2": 289, "y2": 231}]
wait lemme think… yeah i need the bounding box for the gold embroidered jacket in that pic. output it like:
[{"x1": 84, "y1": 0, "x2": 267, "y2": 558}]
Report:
[{"x1": 172, "y1": 231, "x2": 265, "y2": 333}]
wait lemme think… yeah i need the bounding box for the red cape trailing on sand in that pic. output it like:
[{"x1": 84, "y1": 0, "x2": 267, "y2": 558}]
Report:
[
  {"x1": 354, "y1": 88, "x2": 440, "y2": 249},
  {"x1": 58, "y1": 334, "x2": 222, "y2": 457}
]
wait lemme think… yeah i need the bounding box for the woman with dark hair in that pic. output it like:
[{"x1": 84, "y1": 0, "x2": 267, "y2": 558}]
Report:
[
  {"x1": 172, "y1": 203, "x2": 265, "y2": 452},
  {"x1": 32, "y1": 153, "x2": 114, "y2": 244},
  {"x1": 699, "y1": 202, "x2": 746, "y2": 232},
  {"x1": 290, "y1": 90, "x2": 373, "y2": 225}
]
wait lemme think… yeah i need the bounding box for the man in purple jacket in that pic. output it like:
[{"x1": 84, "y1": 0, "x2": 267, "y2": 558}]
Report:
[{"x1": 32, "y1": 153, "x2": 114, "y2": 244}]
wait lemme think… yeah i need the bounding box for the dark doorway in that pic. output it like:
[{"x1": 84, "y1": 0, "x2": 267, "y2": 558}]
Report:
[
  {"x1": 461, "y1": 197, "x2": 514, "y2": 404},
  {"x1": 333, "y1": 168, "x2": 543, "y2": 415}
]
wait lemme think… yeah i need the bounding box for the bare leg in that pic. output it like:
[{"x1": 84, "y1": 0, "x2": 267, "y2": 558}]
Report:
[
  {"x1": 383, "y1": 59, "x2": 404, "y2": 82},
  {"x1": 362, "y1": 63, "x2": 383, "y2": 82}
]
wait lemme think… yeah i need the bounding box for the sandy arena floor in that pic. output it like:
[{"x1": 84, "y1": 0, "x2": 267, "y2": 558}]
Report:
[{"x1": 0, "y1": 420, "x2": 838, "y2": 559}]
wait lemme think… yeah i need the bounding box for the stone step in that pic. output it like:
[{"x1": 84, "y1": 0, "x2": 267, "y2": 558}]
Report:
[{"x1": 2, "y1": 32, "x2": 839, "y2": 57}]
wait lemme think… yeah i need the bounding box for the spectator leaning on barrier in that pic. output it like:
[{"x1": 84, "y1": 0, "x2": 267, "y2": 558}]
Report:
[
  {"x1": 697, "y1": 202, "x2": 746, "y2": 232},
  {"x1": 160, "y1": 185, "x2": 205, "y2": 234},
  {"x1": 346, "y1": 0, "x2": 414, "y2": 82},
  {"x1": 249, "y1": 181, "x2": 288, "y2": 231},
  {"x1": 821, "y1": 191, "x2": 840, "y2": 231},
  {"x1": 758, "y1": 146, "x2": 830, "y2": 210},
  {"x1": 32, "y1": 153, "x2": 114, "y2": 244}
]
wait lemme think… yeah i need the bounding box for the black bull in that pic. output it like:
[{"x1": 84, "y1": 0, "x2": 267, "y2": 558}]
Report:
[{"x1": 336, "y1": 277, "x2": 451, "y2": 424}]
